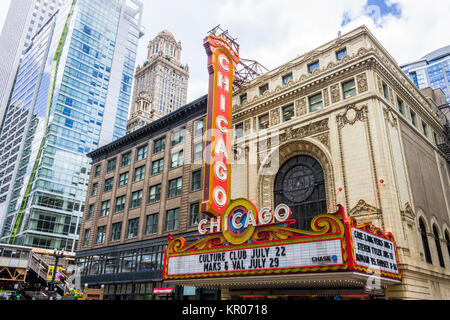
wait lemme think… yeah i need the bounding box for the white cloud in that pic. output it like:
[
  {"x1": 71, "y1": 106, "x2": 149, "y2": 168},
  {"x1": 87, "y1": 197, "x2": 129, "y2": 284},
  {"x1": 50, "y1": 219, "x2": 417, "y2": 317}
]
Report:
[{"x1": 1, "y1": 0, "x2": 449, "y2": 102}]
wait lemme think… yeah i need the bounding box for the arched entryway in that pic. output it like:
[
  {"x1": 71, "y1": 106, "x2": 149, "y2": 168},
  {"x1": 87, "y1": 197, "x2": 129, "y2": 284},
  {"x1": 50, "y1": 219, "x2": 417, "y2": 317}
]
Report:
[{"x1": 274, "y1": 155, "x2": 327, "y2": 230}]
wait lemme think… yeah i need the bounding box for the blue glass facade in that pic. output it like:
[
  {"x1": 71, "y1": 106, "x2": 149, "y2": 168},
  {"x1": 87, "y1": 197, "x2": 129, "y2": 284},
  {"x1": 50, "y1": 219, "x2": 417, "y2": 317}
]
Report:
[
  {"x1": 0, "y1": 0, "x2": 143, "y2": 251},
  {"x1": 401, "y1": 47, "x2": 450, "y2": 103}
]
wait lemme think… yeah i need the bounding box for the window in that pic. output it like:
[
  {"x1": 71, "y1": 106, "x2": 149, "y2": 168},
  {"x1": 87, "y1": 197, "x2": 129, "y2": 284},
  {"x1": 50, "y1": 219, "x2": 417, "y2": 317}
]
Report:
[
  {"x1": 382, "y1": 82, "x2": 389, "y2": 99},
  {"x1": 153, "y1": 137, "x2": 165, "y2": 154},
  {"x1": 192, "y1": 170, "x2": 201, "y2": 191},
  {"x1": 282, "y1": 104, "x2": 295, "y2": 122},
  {"x1": 235, "y1": 123, "x2": 244, "y2": 139},
  {"x1": 107, "y1": 158, "x2": 116, "y2": 173},
  {"x1": 434, "y1": 132, "x2": 439, "y2": 146},
  {"x1": 445, "y1": 231, "x2": 450, "y2": 258},
  {"x1": 193, "y1": 142, "x2": 203, "y2": 161},
  {"x1": 282, "y1": 73, "x2": 293, "y2": 85},
  {"x1": 168, "y1": 177, "x2": 182, "y2": 198},
  {"x1": 422, "y1": 121, "x2": 428, "y2": 136},
  {"x1": 130, "y1": 190, "x2": 143, "y2": 209},
  {"x1": 309, "y1": 92, "x2": 323, "y2": 112},
  {"x1": 148, "y1": 184, "x2": 161, "y2": 203},
  {"x1": 419, "y1": 219, "x2": 432, "y2": 264},
  {"x1": 115, "y1": 195, "x2": 126, "y2": 213},
  {"x1": 194, "y1": 119, "x2": 204, "y2": 137},
  {"x1": 110, "y1": 222, "x2": 122, "y2": 242},
  {"x1": 104, "y1": 178, "x2": 113, "y2": 192},
  {"x1": 433, "y1": 225, "x2": 445, "y2": 267},
  {"x1": 171, "y1": 128, "x2": 185, "y2": 147},
  {"x1": 189, "y1": 202, "x2": 200, "y2": 226},
  {"x1": 342, "y1": 79, "x2": 356, "y2": 99},
  {"x1": 259, "y1": 83, "x2": 269, "y2": 95},
  {"x1": 397, "y1": 97, "x2": 404, "y2": 114},
  {"x1": 96, "y1": 226, "x2": 106, "y2": 244},
  {"x1": 118, "y1": 172, "x2": 129, "y2": 187},
  {"x1": 151, "y1": 159, "x2": 164, "y2": 175},
  {"x1": 170, "y1": 150, "x2": 184, "y2": 168},
  {"x1": 134, "y1": 165, "x2": 145, "y2": 182},
  {"x1": 336, "y1": 48, "x2": 347, "y2": 61},
  {"x1": 91, "y1": 183, "x2": 98, "y2": 196},
  {"x1": 127, "y1": 218, "x2": 139, "y2": 239},
  {"x1": 87, "y1": 204, "x2": 94, "y2": 220},
  {"x1": 308, "y1": 61, "x2": 320, "y2": 73},
  {"x1": 136, "y1": 145, "x2": 148, "y2": 161},
  {"x1": 100, "y1": 200, "x2": 110, "y2": 217},
  {"x1": 410, "y1": 110, "x2": 417, "y2": 127},
  {"x1": 240, "y1": 93, "x2": 247, "y2": 104},
  {"x1": 259, "y1": 113, "x2": 270, "y2": 130},
  {"x1": 82, "y1": 229, "x2": 90, "y2": 246},
  {"x1": 166, "y1": 208, "x2": 179, "y2": 231},
  {"x1": 94, "y1": 165, "x2": 101, "y2": 177},
  {"x1": 145, "y1": 214, "x2": 158, "y2": 235},
  {"x1": 121, "y1": 152, "x2": 131, "y2": 167}
]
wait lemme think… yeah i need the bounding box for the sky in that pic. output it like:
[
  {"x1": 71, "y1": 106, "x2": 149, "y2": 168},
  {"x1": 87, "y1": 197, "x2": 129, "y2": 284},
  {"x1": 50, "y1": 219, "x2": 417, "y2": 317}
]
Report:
[{"x1": 1, "y1": 0, "x2": 449, "y2": 102}]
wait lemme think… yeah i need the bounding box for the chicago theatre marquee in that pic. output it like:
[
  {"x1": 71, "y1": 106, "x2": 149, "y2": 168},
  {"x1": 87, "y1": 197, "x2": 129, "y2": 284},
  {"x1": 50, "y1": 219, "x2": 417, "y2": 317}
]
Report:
[{"x1": 163, "y1": 26, "x2": 450, "y2": 300}]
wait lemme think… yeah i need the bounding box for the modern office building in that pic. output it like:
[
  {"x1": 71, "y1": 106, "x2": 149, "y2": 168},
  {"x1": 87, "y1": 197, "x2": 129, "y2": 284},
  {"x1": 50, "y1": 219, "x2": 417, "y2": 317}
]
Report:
[
  {"x1": 401, "y1": 46, "x2": 450, "y2": 103},
  {"x1": 77, "y1": 26, "x2": 449, "y2": 300},
  {"x1": 76, "y1": 96, "x2": 213, "y2": 300},
  {"x1": 0, "y1": 0, "x2": 66, "y2": 127},
  {"x1": 127, "y1": 30, "x2": 189, "y2": 134},
  {"x1": 0, "y1": 0, "x2": 144, "y2": 252}
]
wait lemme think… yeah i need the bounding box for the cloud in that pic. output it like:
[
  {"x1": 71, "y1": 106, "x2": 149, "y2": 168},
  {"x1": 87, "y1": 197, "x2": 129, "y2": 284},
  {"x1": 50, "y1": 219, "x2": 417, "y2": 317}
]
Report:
[{"x1": 1, "y1": 0, "x2": 448, "y2": 103}]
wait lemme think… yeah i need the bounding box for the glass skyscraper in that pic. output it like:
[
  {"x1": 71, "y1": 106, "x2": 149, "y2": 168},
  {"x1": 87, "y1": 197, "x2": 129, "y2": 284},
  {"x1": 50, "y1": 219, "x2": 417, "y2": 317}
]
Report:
[
  {"x1": 0, "y1": 0, "x2": 143, "y2": 252},
  {"x1": 0, "y1": 0, "x2": 66, "y2": 129},
  {"x1": 401, "y1": 46, "x2": 450, "y2": 103}
]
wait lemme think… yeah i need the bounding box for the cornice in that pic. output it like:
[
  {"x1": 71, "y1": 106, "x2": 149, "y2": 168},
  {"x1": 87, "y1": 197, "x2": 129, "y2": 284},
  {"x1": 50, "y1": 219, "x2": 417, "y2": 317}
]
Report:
[
  {"x1": 233, "y1": 48, "x2": 375, "y2": 121},
  {"x1": 88, "y1": 95, "x2": 207, "y2": 161},
  {"x1": 235, "y1": 27, "x2": 370, "y2": 95}
]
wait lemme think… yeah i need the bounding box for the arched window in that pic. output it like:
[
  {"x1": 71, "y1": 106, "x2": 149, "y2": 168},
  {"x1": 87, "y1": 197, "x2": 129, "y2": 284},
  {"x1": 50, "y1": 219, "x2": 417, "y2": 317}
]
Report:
[
  {"x1": 445, "y1": 231, "x2": 450, "y2": 258},
  {"x1": 274, "y1": 155, "x2": 326, "y2": 230},
  {"x1": 433, "y1": 225, "x2": 445, "y2": 267},
  {"x1": 419, "y1": 219, "x2": 432, "y2": 264}
]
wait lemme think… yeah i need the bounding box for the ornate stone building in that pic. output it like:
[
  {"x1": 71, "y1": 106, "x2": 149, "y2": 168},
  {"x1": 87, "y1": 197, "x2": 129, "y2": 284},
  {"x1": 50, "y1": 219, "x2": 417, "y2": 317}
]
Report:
[
  {"x1": 230, "y1": 25, "x2": 450, "y2": 299},
  {"x1": 128, "y1": 30, "x2": 189, "y2": 133}
]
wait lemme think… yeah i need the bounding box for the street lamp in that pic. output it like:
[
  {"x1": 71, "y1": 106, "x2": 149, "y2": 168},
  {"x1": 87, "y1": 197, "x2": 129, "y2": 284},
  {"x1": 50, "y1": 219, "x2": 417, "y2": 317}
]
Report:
[{"x1": 48, "y1": 249, "x2": 65, "y2": 300}]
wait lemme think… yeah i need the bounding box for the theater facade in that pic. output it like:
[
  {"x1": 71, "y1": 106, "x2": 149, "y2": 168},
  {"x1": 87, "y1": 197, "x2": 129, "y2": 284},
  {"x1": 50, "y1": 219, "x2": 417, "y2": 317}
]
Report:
[
  {"x1": 76, "y1": 26, "x2": 450, "y2": 300},
  {"x1": 164, "y1": 26, "x2": 450, "y2": 300}
]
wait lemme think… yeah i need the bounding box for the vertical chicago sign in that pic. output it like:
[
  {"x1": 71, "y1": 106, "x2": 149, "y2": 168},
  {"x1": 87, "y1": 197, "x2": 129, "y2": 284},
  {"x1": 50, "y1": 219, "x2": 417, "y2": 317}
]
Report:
[{"x1": 202, "y1": 33, "x2": 240, "y2": 218}]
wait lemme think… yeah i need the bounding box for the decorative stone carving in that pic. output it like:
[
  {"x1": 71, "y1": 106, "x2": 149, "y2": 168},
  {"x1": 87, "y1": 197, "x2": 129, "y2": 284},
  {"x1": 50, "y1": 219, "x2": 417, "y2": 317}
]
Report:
[
  {"x1": 270, "y1": 108, "x2": 280, "y2": 126},
  {"x1": 336, "y1": 104, "x2": 368, "y2": 129},
  {"x1": 330, "y1": 84, "x2": 340, "y2": 104},
  {"x1": 376, "y1": 75, "x2": 383, "y2": 95},
  {"x1": 280, "y1": 119, "x2": 329, "y2": 143},
  {"x1": 400, "y1": 202, "x2": 415, "y2": 222},
  {"x1": 323, "y1": 88, "x2": 330, "y2": 107},
  {"x1": 383, "y1": 107, "x2": 398, "y2": 128},
  {"x1": 244, "y1": 119, "x2": 251, "y2": 133},
  {"x1": 295, "y1": 97, "x2": 307, "y2": 117},
  {"x1": 349, "y1": 199, "x2": 381, "y2": 219},
  {"x1": 312, "y1": 132, "x2": 330, "y2": 151},
  {"x1": 356, "y1": 73, "x2": 368, "y2": 93}
]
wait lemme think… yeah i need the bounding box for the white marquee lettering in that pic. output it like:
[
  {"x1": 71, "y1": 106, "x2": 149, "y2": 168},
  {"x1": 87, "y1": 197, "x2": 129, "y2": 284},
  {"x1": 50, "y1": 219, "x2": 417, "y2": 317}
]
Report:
[
  {"x1": 213, "y1": 186, "x2": 227, "y2": 207},
  {"x1": 217, "y1": 71, "x2": 230, "y2": 93},
  {"x1": 215, "y1": 137, "x2": 228, "y2": 159},
  {"x1": 218, "y1": 54, "x2": 230, "y2": 72},
  {"x1": 216, "y1": 116, "x2": 228, "y2": 133},
  {"x1": 214, "y1": 161, "x2": 227, "y2": 182}
]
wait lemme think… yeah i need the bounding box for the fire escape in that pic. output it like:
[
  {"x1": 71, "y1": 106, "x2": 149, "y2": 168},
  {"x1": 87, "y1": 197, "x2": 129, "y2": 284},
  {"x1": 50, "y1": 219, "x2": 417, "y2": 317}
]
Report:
[{"x1": 436, "y1": 102, "x2": 450, "y2": 163}]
